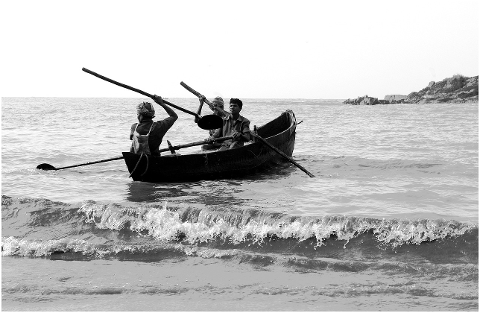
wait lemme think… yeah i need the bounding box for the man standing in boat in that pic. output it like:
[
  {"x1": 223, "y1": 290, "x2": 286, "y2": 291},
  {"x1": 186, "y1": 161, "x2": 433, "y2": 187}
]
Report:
[
  {"x1": 209, "y1": 98, "x2": 251, "y2": 150},
  {"x1": 130, "y1": 95, "x2": 178, "y2": 156}
]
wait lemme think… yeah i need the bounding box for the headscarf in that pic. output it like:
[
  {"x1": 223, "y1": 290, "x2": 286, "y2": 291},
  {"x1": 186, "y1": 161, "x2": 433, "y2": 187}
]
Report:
[
  {"x1": 212, "y1": 97, "x2": 224, "y2": 108},
  {"x1": 136, "y1": 102, "x2": 155, "y2": 118}
]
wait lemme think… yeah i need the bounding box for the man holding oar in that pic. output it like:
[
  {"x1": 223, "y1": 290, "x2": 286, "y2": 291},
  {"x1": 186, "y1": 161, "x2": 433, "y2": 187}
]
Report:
[
  {"x1": 130, "y1": 95, "x2": 178, "y2": 156},
  {"x1": 210, "y1": 98, "x2": 251, "y2": 151}
]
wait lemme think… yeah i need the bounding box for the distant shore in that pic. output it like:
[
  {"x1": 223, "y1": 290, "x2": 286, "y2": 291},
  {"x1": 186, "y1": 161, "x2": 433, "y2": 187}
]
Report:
[{"x1": 344, "y1": 75, "x2": 479, "y2": 105}]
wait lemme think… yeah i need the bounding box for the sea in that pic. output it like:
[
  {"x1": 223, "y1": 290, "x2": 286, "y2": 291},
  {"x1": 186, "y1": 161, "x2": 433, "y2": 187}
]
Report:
[{"x1": 1, "y1": 97, "x2": 478, "y2": 311}]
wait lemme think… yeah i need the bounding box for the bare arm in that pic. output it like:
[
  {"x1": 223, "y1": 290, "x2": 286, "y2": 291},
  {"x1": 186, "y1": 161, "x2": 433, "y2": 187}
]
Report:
[
  {"x1": 152, "y1": 95, "x2": 178, "y2": 121},
  {"x1": 130, "y1": 123, "x2": 136, "y2": 140}
]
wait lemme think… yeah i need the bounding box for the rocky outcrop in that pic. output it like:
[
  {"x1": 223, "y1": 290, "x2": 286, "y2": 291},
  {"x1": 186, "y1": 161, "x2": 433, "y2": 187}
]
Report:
[
  {"x1": 344, "y1": 75, "x2": 478, "y2": 104},
  {"x1": 343, "y1": 95, "x2": 379, "y2": 105},
  {"x1": 405, "y1": 75, "x2": 478, "y2": 103}
]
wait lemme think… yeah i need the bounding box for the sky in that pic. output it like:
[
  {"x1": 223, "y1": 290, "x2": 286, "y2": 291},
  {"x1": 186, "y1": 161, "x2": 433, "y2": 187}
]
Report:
[{"x1": 0, "y1": 0, "x2": 478, "y2": 99}]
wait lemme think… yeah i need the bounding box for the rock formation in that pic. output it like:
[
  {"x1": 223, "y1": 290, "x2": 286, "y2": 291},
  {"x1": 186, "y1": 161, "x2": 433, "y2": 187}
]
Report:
[
  {"x1": 405, "y1": 75, "x2": 478, "y2": 103},
  {"x1": 343, "y1": 75, "x2": 478, "y2": 104},
  {"x1": 343, "y1": 95, "x2": 379, "y2": 105}
]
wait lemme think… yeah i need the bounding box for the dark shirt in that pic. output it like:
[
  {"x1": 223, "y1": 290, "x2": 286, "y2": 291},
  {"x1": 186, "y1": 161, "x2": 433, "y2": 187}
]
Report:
[{"x1": 130, "y1": 116, "x2": 176, "y2": 156}]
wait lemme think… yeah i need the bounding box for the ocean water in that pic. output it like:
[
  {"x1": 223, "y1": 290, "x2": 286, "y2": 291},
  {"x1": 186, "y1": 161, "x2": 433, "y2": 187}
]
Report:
[{"x1": 1, "y1": 97, "x2": 478, "y2": 311}]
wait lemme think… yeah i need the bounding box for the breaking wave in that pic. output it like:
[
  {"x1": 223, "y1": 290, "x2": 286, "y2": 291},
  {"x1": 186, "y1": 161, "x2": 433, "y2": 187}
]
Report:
[{"x1": 2, "y1": 196, "x2": 477, "y2": 265}]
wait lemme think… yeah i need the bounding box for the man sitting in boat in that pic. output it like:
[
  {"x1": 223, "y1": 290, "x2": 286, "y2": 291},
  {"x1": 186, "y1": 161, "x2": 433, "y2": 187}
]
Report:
[
  {"x1": 209, "y1": 98, "x2": 251, "y2": 151},
  {"x1": 202, "y1": 96, "x2": 225, "y2": 151},
  {"x1": 129, "y1": 95, "x2": 178, "y2": 156}
]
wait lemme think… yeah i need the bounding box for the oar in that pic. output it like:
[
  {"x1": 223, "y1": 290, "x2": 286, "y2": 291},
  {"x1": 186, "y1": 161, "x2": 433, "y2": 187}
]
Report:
[
  {"x1": 36, "y1": 136, "x2": 233, "y2": 171},
  {"x1": 37, "y1": 156, "x2": 123, "y2": 171},
  {"x1": 82, "y1": 68, "x2": 222, "y2": 130},
  {"x1": 250, "y1": 131, "x2": 315, "y2": 178}
]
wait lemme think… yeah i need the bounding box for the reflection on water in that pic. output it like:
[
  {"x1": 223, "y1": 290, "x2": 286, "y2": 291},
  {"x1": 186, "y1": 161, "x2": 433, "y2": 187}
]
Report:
[
  {"x1": 125, "y1": 182, "x2": 158, "y2": 202},
  {"x1": 125, "y1": 181, "x2": 189, "y2": 202},
  {"x1": 125, "y1": 180, "x2": 249, "y2": 209},
  {"x1": 125, "y1": 163, "x2": 297, "y2": 209}
]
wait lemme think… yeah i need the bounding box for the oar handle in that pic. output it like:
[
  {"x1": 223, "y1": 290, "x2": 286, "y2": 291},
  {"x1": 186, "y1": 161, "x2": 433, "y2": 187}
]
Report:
[
  {"x1": 83, "y1": 67, "x2": 153, "y2": 98},
  {"x1": 250, "y1": 132, "x2": 315, "y2": 178},
  {"x1": 180, "y1": 81, "x2": 207, "y2": 102},
  {"x1": 158, "y1": 136, "x2": 233, "y2": 152},
  {"x1": 82, "y1": 68, "x2": 200, "y2": 118},
  {"x1": 180, "y1": 81, "x2": 229, "y2": 116}
]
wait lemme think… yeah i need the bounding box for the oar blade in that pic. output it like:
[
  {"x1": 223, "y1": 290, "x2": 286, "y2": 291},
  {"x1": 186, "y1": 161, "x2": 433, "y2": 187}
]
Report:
[
  {"x1": 36, "y1": 163, "x2": 57, "y2": 171},
  {"x1": 197, "y1": 115, "x2": 223, "y2": 130}
]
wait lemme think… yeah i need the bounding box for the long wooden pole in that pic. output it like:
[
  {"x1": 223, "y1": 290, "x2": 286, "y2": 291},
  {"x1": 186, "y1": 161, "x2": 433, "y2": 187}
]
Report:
[
  {"x1": 37, "y1": 157, "x2": 124, "y2": 171},
  {"x1": 82, "y1": 68, "x2": 222, "y2": 130},
  {"x1": 83, "y1": 68, "x2": 200, "y2": 118},
  {"x1": 37, "y1": 136, "x2": 233, "y2": 171},
  {"x1": 250, "y1": 132, "x2": 315, "y2": 178}
]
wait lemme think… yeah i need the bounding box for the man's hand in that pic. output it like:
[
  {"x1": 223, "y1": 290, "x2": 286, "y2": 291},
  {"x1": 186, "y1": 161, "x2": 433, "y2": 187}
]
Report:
[
  {"x1": 152, "y1": 94, "x2": 164, "y2": 105},
  {"x1": 232, "y1": 131, "x2": 242, "y2": 140}
]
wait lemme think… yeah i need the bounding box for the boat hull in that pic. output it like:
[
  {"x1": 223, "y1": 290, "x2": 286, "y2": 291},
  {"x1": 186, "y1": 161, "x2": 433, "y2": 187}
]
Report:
[{"x1": 123, "y1": 110, "x2": 297, "y2": 182}]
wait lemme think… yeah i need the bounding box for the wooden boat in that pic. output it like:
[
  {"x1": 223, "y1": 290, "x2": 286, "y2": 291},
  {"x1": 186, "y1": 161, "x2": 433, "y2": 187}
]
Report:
[{"x1": 122, "y1": 110, "x2": 297, "y2": 182}]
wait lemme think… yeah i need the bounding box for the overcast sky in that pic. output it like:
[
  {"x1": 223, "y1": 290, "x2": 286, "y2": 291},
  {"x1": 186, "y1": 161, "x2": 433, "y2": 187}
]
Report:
[{"x1": 1, "y1": 0, "x2": 478, "y2": 99}]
